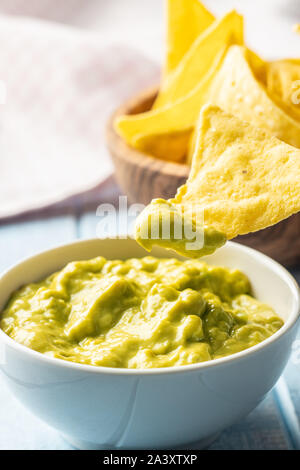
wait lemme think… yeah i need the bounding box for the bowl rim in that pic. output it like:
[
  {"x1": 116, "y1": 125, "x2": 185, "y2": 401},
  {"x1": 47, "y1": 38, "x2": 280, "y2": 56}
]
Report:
[{"x1": 0, "y1": 238, "x2": 299, "y2": 376}]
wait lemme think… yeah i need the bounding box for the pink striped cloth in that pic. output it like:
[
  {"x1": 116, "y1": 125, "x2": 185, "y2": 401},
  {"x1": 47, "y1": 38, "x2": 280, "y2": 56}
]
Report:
[{"x1": 0, "y1": 13, "x2": 159, "y2": 219}]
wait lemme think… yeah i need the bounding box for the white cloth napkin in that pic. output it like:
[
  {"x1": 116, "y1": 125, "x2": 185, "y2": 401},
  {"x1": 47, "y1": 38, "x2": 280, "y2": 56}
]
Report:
[{"x1": 0, "y1": 14, "x2": 159, "y2": 218}]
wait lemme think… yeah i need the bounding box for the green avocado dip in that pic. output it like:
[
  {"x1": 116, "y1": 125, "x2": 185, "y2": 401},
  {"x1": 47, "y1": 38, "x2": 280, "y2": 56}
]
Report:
[
  {"x1": 0, "y1": 256, "x2": 283, "y2": 369},
  {"x1": 135, "y1": 199, "x2": 227, "y2": 258}
]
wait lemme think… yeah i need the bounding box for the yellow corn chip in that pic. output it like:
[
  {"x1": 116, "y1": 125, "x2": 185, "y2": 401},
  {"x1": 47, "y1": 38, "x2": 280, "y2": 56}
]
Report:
[
  {"x1": 164, "y1": 0, "x2": 214, "y2": 77},
  {"x1": 206, "y1": 46, "x2": 300, "y2": 148},
  {"x1": 154, "y1": 10, "x2": 244, "y2": 109},
  {"x1": 265, "y1": 59, "x2": 300, "y2": 121},
  {"x1": 133, "y1": 130, "x2": 190, "y2": 163},
  {"x1": 135, "y1": 105, "x2": 300, "y2": 258},
  {"x1": 186, "y1": 47, "x2": 267, "y2": 165},
  {"x1": 115, "y1": 45, "x2": 227, "y2": 161},
  {"x1": 176, "y1": 104, "x2": 300, "y2": 239}
]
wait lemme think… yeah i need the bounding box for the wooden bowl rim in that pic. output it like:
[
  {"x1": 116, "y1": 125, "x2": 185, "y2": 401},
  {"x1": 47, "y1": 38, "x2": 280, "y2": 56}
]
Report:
[{"x1": 106, "y1": 86, "x2": 190, "y2": 179}]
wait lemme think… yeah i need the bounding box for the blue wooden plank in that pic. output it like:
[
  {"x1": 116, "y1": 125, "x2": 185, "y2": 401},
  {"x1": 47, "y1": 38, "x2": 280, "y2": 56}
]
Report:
[
  {"x1": 210, "y1": 394, "x2": 291, "y2": 450},
  {"x1": 0, "y1": 380, "x2": 71, "y2": 450},
  {"x1": 0, "y1": 215, "x2": 77, "y2": 272},
  {"x1": 77, "y1": 211, "x2": 100, "y2": 239},
  {"x1": 272, "y1": 268, "x2": 300, "y2": 450},
  {"x1": 278, "y1": 329, "x2": 300, "y2": 450},
  {"x1": 289, "y1": 267, "x2": 300, "y2": 286},
  {"x1": 274, "y1": 377, "x2": 300, "y2": 450},
  {"x1": 78, "y1": 209, "x2": 135, "y2": 239}
]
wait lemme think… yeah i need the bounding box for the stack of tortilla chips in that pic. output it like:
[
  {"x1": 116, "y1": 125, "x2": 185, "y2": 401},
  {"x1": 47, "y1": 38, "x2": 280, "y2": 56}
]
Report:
[{"x1": 115, "y1": 0, "x2": 300, "y2": 164}]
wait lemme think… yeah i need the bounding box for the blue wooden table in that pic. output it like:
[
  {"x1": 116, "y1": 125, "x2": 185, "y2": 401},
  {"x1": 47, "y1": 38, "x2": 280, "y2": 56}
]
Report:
[{"x1": 0, "y1": 209, "x2": 299, "y2": 450}]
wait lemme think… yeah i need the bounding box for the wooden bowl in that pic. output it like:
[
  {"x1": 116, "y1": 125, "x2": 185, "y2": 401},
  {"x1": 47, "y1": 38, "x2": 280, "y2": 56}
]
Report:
[
  {"x1": 106, "y1": 87, "x2": 300, "y2": 267},
  {"x1": 106, "y1": 87, "x2": 189, "y2": 204}
]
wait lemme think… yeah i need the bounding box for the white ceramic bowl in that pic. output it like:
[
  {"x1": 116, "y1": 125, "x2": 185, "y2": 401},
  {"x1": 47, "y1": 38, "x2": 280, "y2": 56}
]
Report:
[{"x1": 0, "y1": 238, "x2": 299, "y2": 450}]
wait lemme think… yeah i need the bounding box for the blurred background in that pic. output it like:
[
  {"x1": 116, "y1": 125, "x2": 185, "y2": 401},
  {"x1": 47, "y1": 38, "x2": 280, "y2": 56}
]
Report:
[
  {"x1": 0, "y1": 0, "x2": 299, "y2": 220},
  {"x1": 1, "y1": 0, "x2": 300, "y2": 60}
]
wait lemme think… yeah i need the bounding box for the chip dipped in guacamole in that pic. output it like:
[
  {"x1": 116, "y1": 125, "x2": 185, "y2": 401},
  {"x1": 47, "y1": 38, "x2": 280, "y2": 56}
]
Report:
[{"x1": 135, "y1": 104, "x2": 300, "y2": 258}]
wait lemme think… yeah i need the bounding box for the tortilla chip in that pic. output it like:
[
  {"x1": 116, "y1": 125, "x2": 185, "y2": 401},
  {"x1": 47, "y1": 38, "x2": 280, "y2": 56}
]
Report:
[
  {"x1": 265, "y1": 59, "x2": 300, "y2": 121},
  {"x1": 174, "y1": 104, "x2": 300, "y2": 239},
  {"x1": 206, "y1": 46, "x2": 300, "y2": 148},
  {"x1": 164, "y1": 0, "x2": 214, "y2": 77},
  {"x1": 133, "y1": 130, "x2": 190, "y2": 163},
  {"x1": 154, "y1": 10, "x2": 244, "y2": 109},
  {"x1": 115, "y1": 45, "x2": 227, "y2": 161}
]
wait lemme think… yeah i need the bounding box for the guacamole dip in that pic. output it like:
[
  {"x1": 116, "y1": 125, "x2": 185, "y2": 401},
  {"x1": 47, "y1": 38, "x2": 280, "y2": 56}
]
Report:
[
  {"x1": 0, "y1": 256, "x2": 283, "y2": 369},
  {"x1": 135, "y1": 198, "x2": 227, "y2": 258}
]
